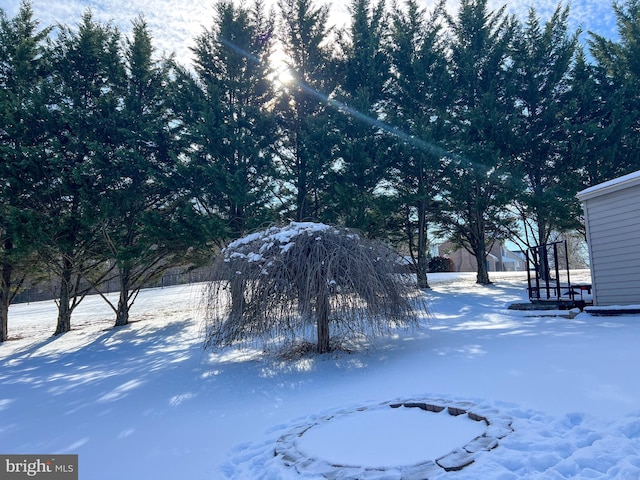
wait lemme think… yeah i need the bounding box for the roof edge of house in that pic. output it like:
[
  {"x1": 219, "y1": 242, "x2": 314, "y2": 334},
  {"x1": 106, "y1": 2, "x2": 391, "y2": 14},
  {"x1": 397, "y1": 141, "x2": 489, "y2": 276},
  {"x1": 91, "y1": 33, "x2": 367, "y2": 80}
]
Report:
[{"x1": 577, "y1": 170, "x2": 640, "y2": 202}]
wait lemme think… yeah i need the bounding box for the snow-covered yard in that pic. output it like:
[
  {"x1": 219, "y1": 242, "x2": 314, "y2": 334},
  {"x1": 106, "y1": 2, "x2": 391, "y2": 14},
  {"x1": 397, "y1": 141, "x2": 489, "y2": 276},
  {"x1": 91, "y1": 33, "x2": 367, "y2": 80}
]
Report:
[{"x1": 1, "y1": 272, "x2": 640, "y2": 479}]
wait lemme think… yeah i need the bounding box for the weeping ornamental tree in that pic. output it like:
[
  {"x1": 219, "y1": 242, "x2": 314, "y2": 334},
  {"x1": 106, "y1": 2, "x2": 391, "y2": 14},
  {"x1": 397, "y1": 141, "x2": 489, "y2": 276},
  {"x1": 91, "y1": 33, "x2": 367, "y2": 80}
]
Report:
[{"x1": 204, "y1": 222, "x2": 427, "y2": 354}]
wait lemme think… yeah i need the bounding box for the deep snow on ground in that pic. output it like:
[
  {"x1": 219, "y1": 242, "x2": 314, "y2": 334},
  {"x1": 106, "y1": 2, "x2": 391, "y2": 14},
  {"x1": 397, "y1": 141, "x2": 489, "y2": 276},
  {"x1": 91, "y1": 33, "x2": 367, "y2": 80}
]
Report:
[{"x1": 1, "y1": 271, "x2": 640, "y2": 479}]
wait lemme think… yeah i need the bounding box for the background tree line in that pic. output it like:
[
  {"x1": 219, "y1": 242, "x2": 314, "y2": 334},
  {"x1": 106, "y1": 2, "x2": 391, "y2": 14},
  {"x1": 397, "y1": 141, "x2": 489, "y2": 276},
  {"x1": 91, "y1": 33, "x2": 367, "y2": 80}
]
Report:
[{"x1": 2, "y1": 0, "x2": 640, "y2": 341}]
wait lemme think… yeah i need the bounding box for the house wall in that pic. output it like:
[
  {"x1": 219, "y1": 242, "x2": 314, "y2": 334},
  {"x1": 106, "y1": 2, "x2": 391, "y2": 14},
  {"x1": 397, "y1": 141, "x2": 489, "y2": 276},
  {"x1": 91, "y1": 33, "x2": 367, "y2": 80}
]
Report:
[
  {"x1": 580, "y1": 174, "x2": 640, "y2": 306},
  {"x1": 445, "y1": 247, "x2": 479, "y2": 272},
  {"x1": 438, "y1": 242, "x2": 523, "y2": 273}
]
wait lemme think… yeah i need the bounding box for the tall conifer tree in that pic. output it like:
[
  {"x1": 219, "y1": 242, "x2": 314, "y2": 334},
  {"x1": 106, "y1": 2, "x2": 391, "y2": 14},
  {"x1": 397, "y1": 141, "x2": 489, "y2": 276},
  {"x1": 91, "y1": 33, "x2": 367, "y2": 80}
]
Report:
[
  {"x1": 565, "y1": 48, "x2": 622, "y2": 195},
  {"x1": 510, "y1": 5, "x2": 580, "y2": 248},
  {"x1": 277, "y1": 0, "x2": 336, "y2": 222},
  {"x1": 437, "y1": 0, "x2": 516, "y2": 284},
  {"x1": 37, "y1": 11, "x2": 122, "y2": 334},
  {"x1": 325, "y1": 0, "x2": 391, "y2": 236},
  {"x1": 0, "y1": 1, "x2": 51, "y2": 341},
  {"x1": 95, "y1": 18, "x2": 203, "y2": 327},
  {"x1": 387, "y1": 0, "x2": 449, "y2": 288},
  {"x1": 589, "y1": 0, "x2": 640, "y2": 180},
  {"x1": 180, "y1": 0, "x2": 278, "y2": 240}
]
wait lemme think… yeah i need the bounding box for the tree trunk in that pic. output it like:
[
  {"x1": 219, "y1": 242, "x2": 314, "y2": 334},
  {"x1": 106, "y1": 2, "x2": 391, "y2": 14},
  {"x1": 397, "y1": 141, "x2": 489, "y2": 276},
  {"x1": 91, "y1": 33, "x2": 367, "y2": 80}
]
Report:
[
  {"x1": 230, "y1": 278, "x2": 245, "y2": 320},
  {"x1": 537, "y1": 216, "x2": 549, "y2": 248},
  {"x1": 0, "y1": 258, "x2": 11, "y2": 343},
  {"x1": 475, "y1": 247, "x2": 491, "y2": 285},
  {"x1": 115, "y1": 272, "x2": 130, "y2": 327},
  {"x1": 230, "y1": 203, "x2": 246, "y2": 238},
  {"x1": 55, "y1": 257, "x2": 73, "y2": 335},
  {"x1": 0, "y1": 301, "x2": 7, "y2": 343},
  {"x1": 315, "y1": 288, "x2": 330, "y2": 354},
  {"x1": 416, "y1": 199, "x2": 430, "y2": 289},
  {"x1": 295, "y1": 145, "x2": 309, "y2": 222}
]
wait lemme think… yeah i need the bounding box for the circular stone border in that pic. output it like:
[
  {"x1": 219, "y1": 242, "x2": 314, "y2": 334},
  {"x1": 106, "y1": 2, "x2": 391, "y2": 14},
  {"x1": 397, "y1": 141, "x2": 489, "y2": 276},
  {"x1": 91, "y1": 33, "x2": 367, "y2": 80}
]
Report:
[{"x1": 274, "y1": 398, "x2": 514, "y2": 479}]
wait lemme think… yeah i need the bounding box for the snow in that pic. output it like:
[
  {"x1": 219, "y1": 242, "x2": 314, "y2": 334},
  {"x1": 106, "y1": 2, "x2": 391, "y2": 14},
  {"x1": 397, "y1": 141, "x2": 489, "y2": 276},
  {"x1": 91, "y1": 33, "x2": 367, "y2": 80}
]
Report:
[
  {"x1": 295, "y1": 407, "x2": 486, "y2": 467},
  {"x1": 225, "y1": 222, "x2": 334, "y2": 256},
  {"x1": 2, "y1": 271, "x2": 640, "y2": 479}
]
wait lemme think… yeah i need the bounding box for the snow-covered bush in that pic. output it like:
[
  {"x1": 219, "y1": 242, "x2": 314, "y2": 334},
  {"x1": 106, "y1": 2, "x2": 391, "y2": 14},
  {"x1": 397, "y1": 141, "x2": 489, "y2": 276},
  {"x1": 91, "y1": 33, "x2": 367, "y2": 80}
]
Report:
[{"x1": 203, "y1": 222, "x2": 427, "y2": 354}]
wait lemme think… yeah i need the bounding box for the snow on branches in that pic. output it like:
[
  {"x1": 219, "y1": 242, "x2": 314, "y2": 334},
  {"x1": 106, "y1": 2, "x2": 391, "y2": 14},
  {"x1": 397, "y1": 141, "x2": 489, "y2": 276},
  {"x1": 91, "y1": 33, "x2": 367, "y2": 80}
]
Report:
[{"x1": 203, "y1": 222, "x2": 428, "y2": 354}]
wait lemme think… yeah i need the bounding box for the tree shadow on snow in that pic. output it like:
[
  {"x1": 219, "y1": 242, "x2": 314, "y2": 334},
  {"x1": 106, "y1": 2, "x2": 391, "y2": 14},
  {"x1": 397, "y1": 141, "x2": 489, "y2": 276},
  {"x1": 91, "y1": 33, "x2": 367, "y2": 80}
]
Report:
[{"x1": 0, "y1": 318, "x2": 202, "y2": 429}]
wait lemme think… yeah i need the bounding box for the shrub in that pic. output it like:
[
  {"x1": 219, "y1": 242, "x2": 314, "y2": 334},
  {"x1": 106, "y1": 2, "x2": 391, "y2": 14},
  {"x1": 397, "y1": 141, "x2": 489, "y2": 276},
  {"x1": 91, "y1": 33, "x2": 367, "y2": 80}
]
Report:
[
  {"x1": 429, "y1": 256, "x2": 454, "y2": 273},
  {"x1": 203, "y1": 222, "x2": 428, "y2": 354}
]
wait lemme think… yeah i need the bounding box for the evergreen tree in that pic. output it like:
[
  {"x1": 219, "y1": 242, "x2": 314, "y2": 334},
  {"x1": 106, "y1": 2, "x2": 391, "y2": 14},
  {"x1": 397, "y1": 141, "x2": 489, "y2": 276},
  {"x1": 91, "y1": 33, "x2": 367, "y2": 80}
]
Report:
[
  {"x1": 276, "y1": 0, "x2": 336, "y2": 222},
  {"x1": 36, "y1": 11, "x2": 122, "y2": 335},
  {"x1": 436, "y1": 0, "x2": 517, "y2": 284},
  {"x1": 589, "y1": 0, "x2": 640, "y2": 180},
  {"x1": 510, "y1": 5, "x2": 580, "y2": 248},
  {"x1": 96, "y1": 17, "x2": 205, "y2": 327},
  {"x1": 0, "y1": 1, "x2": 51, "y2": 342},
  {"x1": 179, "y1": 0, "x2": 278, "y2": 240},
  {"x1": 386, "y1": 0, "x2": 450, "y2": 288},
  {"x1": 324, "y1": 0, "x2": 392, "y2": 236},
  {"x1": 565, "y1": 47, "x2": 621, "y2": 195}
]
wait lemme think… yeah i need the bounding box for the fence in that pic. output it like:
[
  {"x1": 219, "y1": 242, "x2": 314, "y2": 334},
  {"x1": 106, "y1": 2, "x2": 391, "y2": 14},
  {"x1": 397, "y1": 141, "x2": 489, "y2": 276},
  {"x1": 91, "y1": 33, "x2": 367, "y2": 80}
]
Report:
[{"x1": 11, "y1": 265, "x2": 214, "y2": 305}]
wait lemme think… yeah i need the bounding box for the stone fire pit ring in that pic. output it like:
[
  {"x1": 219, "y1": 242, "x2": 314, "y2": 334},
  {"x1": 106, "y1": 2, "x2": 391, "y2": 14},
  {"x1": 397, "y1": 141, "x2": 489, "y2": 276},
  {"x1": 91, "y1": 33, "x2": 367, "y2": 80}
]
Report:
[{"x1": 274, "y1": 398, "x2": 514, "y2": 479}]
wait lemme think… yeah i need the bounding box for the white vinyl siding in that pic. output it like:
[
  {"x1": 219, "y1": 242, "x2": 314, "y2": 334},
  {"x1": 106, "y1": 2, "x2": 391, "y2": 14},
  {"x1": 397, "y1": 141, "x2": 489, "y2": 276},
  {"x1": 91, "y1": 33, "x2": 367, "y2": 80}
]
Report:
[{"x1": 579, "y1": 173, "x2": 640, "y2": 306}]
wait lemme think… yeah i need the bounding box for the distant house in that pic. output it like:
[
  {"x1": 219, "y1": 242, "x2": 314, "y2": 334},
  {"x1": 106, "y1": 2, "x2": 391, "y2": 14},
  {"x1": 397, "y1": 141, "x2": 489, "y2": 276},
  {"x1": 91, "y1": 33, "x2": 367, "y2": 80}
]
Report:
[
  {"x1": 438, "y1": 242, "x2": 525, "y2": 273},
  {"x1": 577, "y1": 170, "x2": 640, "y2": 306}
]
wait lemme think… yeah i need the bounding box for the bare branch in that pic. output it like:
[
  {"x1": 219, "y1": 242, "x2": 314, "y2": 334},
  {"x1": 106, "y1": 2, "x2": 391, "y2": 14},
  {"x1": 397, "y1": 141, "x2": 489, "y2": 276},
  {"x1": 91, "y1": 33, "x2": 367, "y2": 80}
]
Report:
[{"x1": 203, "y1": 222, "x2": 429, "y2": 354}]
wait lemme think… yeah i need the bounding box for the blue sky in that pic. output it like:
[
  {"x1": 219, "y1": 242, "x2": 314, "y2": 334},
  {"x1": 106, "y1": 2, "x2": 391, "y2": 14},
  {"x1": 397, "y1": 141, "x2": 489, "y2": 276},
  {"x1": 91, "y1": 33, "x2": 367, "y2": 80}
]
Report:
[{"x1": 0, "y1": 0, "x2": 621, "y2": 65}]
